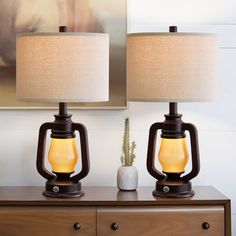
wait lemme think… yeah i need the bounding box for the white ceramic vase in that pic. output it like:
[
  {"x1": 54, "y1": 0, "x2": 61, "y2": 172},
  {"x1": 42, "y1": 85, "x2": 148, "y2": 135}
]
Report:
[{"x1": 117, "y1": 166, "x2": 138, "y2": 191}]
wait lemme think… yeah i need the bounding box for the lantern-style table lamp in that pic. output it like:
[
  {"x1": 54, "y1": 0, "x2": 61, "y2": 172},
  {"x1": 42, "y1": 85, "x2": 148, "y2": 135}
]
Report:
[
  {"x1": 127, "y1": 26, "x2": 218, "y2": 198},
  {"x1": 16, "y1": 26, "x2": 109, "y2": 198}
]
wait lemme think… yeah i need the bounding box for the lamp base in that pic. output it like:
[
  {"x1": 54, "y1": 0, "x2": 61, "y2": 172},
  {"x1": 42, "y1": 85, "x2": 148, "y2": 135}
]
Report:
[
  {"x1": 153, "y1": 179, "x2": 194, "y2": 198},
  {"x1": 43, "y1": 179, "x2": 84, "y2": 198}
]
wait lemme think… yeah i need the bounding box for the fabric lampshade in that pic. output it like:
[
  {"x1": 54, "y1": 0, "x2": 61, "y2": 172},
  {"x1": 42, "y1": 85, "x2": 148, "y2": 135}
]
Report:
[
  {"x1": 16, "y1": 32, "x2": 109, "y2": 102},
  {"x1": 127, "y1": 33, "x2": 218, "y2": 102}
]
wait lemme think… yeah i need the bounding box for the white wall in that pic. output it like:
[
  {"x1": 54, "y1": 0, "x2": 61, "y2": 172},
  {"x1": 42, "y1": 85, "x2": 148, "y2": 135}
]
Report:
[{"x1": 0, "y1": 0, "x2": 235, "y2": 234}]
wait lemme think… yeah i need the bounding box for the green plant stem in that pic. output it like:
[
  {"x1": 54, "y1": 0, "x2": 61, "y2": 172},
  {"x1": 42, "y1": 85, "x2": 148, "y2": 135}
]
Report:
[{"x1": 122, "y1": 118, "x2": 136, "y2": 166}]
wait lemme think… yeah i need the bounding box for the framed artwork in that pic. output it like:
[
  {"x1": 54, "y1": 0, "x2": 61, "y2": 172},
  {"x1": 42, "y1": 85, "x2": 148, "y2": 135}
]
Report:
[{"x1": 0, "y1": 0, "x2": 127, "y2": 109}]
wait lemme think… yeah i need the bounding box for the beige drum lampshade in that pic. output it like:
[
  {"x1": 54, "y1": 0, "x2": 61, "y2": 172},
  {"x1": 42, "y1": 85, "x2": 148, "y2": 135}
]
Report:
[
  {"x1": 16, "y1": 32, "x2": 109, "y2": 102},
  {"x1": 127, "y1": 33, "x2": 218, "y2": 102}
]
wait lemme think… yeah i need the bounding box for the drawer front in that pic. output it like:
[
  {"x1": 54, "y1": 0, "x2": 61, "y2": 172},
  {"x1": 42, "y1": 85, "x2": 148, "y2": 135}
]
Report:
[
  {"x1": 0, "y1": 206, "x2": 96, "y2": 236},
  {"x1": 97, "y1": 206, "x2": 224, "y2": 236}
]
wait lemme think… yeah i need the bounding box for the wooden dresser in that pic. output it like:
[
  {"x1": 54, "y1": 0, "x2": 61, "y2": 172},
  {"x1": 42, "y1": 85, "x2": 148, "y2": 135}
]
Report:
[{"x1": 0, "y1": 186, "x2": 231, "y2": 236}]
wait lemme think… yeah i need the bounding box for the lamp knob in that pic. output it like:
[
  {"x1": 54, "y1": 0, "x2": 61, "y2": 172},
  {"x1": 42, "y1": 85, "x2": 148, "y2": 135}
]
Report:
[
  {"x1": 73, "y1": 222, "x2": 81, "y2": 230},
  {"x1": 163, "y1": 186, "x2": 170, "y2": 193},
  {"x1": 111, "y1": 223, "x2": 119, "y2": 231},
  {"x1": 202, "y1": 222, "x2": 210, "y2": 230}
]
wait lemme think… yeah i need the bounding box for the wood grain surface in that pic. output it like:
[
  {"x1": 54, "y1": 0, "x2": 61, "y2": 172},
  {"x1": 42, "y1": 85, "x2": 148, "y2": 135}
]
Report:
[
  {"x1": 0, "y1": 186, "x2": 230, "y2": 236},
  {"x1": 0, "y1": 186, "x2": 230, "y2": 206},
  {"x1": 97, "y1": 206, "x2": 224, "y2": 236},
  {"x1": 0, "y1": 207, "x2": 96, "y2": 236}
]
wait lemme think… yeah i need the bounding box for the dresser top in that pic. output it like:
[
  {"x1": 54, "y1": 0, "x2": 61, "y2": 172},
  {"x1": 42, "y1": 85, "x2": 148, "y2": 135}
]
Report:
[{"x1": 0, "y1": 186, "x2": 229, "y2": 206}]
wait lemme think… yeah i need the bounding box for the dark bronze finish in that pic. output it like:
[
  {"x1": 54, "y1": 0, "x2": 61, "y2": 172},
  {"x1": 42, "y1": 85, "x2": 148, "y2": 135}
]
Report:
[
  {"x1": 73, "y1": 222, "x2": 81, "y2": 230},
  {"x1": 59, "y1": 102, "x2": 67, "y2": 115},
  {"x1": 159, "y1": 99, "x2": 185, "y2": 140},
  {"x1": 111, "y1": 223, "x2": 119, "y2": 231},
  {"x1": 59, "y1": 26, "x2": 67, "y2": 32},
  {"x1": 169, "y1": 102, "x2": 177, "y2": 115},
  {"x1": 153, "y1": 180, "x2": 194, "y2": 198},
  {"x1": 36, "y1": 103, "x2": 90, "y2": 198},
  {"x1": 146, "y1": 102, "x2": 200, "y2": 198},
  {"x1": 169, "y1": 26, "x2": 177, "y2": 33},
  {"x1": 202, "y1": 222, "x2": 210, "y2": 230},
  {"x1": 146, "y1": 26, "x2": 200, "y2": 198},
  {"x1": 36, "y1": 26, "x2": 90, "y2": 198}
]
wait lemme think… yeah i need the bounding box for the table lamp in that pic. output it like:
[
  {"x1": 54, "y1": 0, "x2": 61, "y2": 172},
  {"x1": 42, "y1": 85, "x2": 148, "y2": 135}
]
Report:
[
  {"x1": 16, "y1": 26, "x2": 109, "y2": 198},
  {"x1": 127, "y1": 26, "x2": 218, "y2": 198}
]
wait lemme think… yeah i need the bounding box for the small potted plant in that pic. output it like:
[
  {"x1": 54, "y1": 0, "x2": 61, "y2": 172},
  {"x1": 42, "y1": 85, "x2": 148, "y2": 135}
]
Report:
[{"x1": 117, "y1": 118, "x2": 138, "y2": 191}]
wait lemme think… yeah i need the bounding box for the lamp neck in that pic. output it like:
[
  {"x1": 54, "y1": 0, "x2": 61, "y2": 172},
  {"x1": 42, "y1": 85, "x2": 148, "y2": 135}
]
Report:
[
  {"x1": 169, "y1": 26, "x2": 177, "y2": 33},
  {"x1": 50, "y1": 103, "x2": 74, "y2": 139},
  {"x1": 58, "y1": 26, "x2": 68, "y2": 117},
  {"x1": 168, "y1": 27, "x2": 179, "y2": 116},
  {"x1": 59, "y1": 25, "x2": 67, "y2": 32},
  {"x1": 59, "y1": 102, "x2": 68, "y2": 116},
  {"x1": 161, "y1": 102, "x2": 185, "y2": 139},
  {"x1": 169, "y1": 102, "x2": 178, "y2": 115}
]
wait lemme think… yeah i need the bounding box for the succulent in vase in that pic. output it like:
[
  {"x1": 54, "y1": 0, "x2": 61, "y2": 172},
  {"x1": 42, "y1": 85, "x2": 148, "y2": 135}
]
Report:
[
  {"x1": 117, "y1": 118, "x2": 138, "y2": 191},
  {"x1": 121, "y1": 118, "x2": 136, "y2": 166}
]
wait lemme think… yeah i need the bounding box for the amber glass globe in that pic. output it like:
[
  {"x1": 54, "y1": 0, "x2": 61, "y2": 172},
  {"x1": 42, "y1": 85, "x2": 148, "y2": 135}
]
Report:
[
  {"x1": 158, "y1": 138, "x2": 189, "y2": 173},
  {"x1": 48, "y1": 138, "x2": 78, "y2": 173}
]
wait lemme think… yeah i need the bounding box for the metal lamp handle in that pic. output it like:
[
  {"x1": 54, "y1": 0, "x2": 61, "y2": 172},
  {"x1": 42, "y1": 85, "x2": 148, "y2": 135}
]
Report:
[
  {"x1": 147, "y1": 122, "x2": 166, "y2": 181},
  {"x1": 180, "y1": 123, "x2": 200, "y2": 182},
  {"x1": 36, "y1": 122, "x2": 55, "y2": 180},
  {"x1": 71, "y1": 123, "x2": 90, "y2": 182}
]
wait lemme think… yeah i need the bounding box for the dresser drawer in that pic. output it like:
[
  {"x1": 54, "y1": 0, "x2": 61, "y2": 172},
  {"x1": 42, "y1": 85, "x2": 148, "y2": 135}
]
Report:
[
  {"x1": 97, "y1": 206, "x2": 224, "y2": 236},
  {"x1": 0, "y1": 206, "x2": 96, "y2": 236}
]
